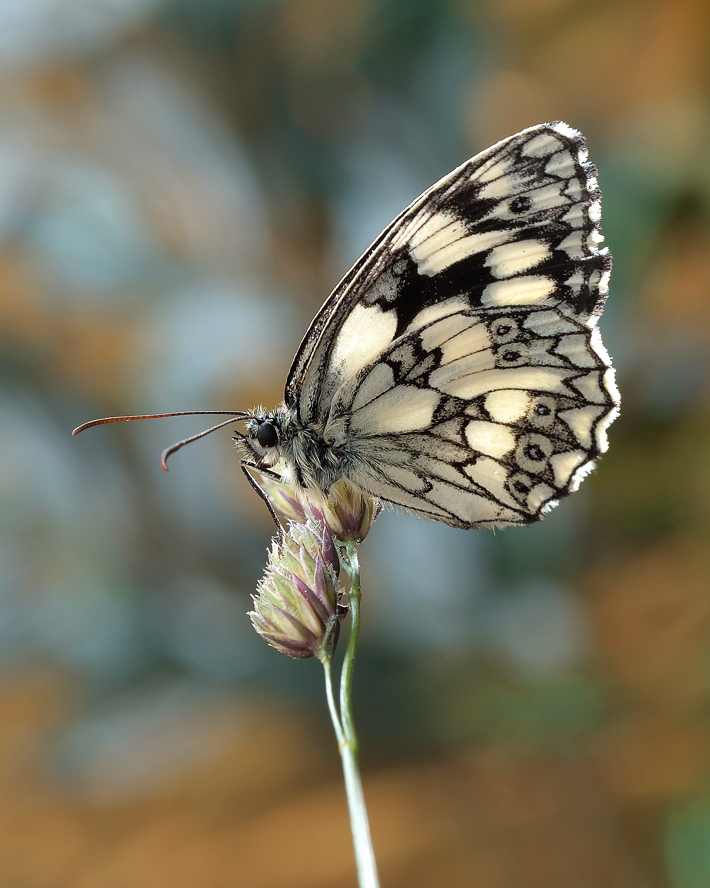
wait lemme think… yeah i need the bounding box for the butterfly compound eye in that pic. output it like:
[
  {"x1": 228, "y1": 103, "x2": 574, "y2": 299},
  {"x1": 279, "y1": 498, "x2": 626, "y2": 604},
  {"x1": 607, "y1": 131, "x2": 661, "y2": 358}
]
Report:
[{"x1": 257, "y1": 420, "x2": 279, "y2": 449}]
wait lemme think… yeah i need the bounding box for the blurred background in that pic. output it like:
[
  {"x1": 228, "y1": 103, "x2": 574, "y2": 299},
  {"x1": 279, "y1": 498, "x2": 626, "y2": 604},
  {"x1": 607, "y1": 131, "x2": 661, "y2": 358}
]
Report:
[{"x1": 0, "y1": 0, "x2": 709, "y2": 885}]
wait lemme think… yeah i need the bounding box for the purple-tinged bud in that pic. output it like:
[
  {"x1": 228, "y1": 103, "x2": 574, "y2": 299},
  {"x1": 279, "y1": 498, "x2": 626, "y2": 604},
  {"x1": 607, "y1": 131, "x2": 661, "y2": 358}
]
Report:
[
  {"x1": 261, "y1": 475, "x2": 308, "y2": 525},
  {"x1": 260, "y1": 474, "x2": 380, "y2": 543},
  {"x1": 249, "y1": 520, "x2": 342, "y2": 659},
  {"x1": 305, "y1": 480, "x2": 382, "y2": 543}
]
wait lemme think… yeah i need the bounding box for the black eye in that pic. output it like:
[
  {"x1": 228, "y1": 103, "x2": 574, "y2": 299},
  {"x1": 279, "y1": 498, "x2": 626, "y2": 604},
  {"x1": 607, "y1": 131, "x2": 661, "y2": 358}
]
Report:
[
  {"x1": 257, "y1": 421, "x2": 279, "y2": 448},
  {"x1": 496, "y1": 324, "x2": 511, "y2": 336},
  {"x1": 535, "y1": 403, "x2": 551, "y2": 416},
  {"x1": 503, "y1": 350, "x2": 520, "y2": 362}
]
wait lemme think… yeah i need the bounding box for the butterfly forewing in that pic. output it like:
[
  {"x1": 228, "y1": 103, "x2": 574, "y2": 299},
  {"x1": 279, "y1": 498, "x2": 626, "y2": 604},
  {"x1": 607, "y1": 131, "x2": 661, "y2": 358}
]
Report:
[{"x1": 284, "y1": 122, "x2": 618, "y2": 528}]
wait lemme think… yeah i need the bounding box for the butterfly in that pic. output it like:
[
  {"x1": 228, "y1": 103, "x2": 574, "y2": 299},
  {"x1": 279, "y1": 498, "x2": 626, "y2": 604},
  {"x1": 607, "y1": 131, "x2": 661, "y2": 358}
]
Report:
[{"x1": 74, "y1": 121, "x2": 619, "y2": 530}]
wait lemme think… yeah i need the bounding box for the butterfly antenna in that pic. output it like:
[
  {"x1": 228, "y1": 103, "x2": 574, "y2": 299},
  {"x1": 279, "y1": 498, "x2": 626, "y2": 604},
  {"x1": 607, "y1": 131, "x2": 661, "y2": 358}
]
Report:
[
  {"x1": 160, "y1": 417, "x2": 246, "y2": 470},
  {"x1": 71, "y1": 410, "x2": 253, "y2": 471},
  {"x1": 72, "y1": 410, "x2": 251, "y2": 436}
]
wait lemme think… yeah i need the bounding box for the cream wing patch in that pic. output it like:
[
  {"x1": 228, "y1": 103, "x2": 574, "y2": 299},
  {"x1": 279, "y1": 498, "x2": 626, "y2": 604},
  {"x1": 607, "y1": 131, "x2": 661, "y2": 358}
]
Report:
[
  {"x1": 419, "y1": 313, "x2": 479, "y2": 352},
  {"x1": 464, "y1": 458, "x2": 518, "y2": 509},
  {"x1": 527, "y1": 483, "x2": 556, "y2": 512},
  {"x1": 521, "y1": 131, "x2": 563, "y2": 157},
  {"x1": 350, "y1": 385, "x2": 440, "y2": 436},
  {"x1": 331, "y1": 303, "x2": 398, "y2": 380},
  {"x1": 486, "y1": 240, "x2": 551, "y2": 278},
  {"x1": 554, "y1": 334, "x2": 598, "y2": 368},
  {"x1": 405, "y1": 296, "x2": 470, "y2": 332},
  {"x1": 523, "y1": 310, "x2": 579, "y2": 337},
  {"x1": 595, "y1": 404, "x2": 620, "y2": 452},
  {"x1": 439, "y1": 324, "x2": 492, "y2": 364},
  {"x1": 482, "y1": 276, "x2": 556, "y2": 308},
  {"x1": 570, "y1": 371, "x2": 607, "y2": 404},
  {"x1": 476, "y1": 154, "x2": 516, "y2": 184},
  {"x1": 465, "y1": 421, "x2": 517, "y2": 459},
  {"x1": 550, "y1": 450, "x2": 587, "y2": 487},
  {"x1": 409, "y1": 220, "x2": 513, "y2": 276},
  {"x1": 430, "y1": 366, "x2": 575, "y2": 400},
  {"x1": 559, "y1": 405, "x2": 605, "y2": 449},
  {"x1": 485, "y1": 390, "x2": 530, "y2": 423},
  {"x1": 351, "y1": 363, "x2": 395, "y2": 411},
  {"x1": 425, "y1": 480, "x2": 520, "y2": 525}
]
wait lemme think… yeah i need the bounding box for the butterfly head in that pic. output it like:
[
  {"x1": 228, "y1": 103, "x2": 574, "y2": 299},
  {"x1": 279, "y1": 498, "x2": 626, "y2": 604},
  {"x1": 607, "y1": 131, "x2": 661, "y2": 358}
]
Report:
[
  {"x1": 243, "y1": 407, "x2": 290, "y2": 469},
  {"x1": 243, "y1": 406, "x2": 339, "y2": 493}
]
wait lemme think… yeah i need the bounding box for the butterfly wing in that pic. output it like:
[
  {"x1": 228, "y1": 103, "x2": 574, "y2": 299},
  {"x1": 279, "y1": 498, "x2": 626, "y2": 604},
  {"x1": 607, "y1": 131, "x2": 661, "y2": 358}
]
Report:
[{"x1": 285, "y1": 121, "x2": 619, "y2": 527}]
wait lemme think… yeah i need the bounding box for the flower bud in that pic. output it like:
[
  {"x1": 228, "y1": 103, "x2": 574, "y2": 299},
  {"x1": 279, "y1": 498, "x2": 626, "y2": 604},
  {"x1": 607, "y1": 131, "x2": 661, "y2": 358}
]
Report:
[
  {"x1": 249, "y1": 520, "x2": 342, "y2": 659},
  {"x1": 305, "y1": 479, "x2": 382, "y2": 543},
  {"x1": 260, "y1": 475, "x2": 308, "y2": 524},
  {"x1": 261, "y1": 475, "x2": 381, "y2": 544}
]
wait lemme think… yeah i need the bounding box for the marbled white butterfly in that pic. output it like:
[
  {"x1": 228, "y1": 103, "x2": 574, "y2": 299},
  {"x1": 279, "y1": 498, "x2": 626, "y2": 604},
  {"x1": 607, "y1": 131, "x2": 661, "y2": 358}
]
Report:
[{"x1": 74, "y1": 122, "x2": 619, "y2": 529}]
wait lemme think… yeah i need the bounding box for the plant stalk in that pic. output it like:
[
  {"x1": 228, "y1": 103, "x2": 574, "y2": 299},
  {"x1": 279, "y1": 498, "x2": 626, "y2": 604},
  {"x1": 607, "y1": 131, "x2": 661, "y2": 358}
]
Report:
[{"x1": 320, "y1": 540, "x2": 379, "y2": 888}]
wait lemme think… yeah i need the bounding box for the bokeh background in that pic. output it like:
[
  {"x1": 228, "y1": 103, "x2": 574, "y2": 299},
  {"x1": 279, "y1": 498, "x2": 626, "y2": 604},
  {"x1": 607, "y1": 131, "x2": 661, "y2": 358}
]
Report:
[{"x1": 1, "y1": 0, "x2": 709, "y2": 885}]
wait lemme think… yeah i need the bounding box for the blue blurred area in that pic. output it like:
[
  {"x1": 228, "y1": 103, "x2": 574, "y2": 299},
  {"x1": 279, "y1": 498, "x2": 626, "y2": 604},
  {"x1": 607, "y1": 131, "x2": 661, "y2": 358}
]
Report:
[{"x1": 1, "y1": 0, "x2": 709, "y2": 885}]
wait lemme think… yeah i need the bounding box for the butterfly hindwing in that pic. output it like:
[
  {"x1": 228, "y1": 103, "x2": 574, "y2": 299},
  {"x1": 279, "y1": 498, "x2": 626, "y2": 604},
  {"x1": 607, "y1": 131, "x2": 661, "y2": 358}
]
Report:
[
  {"x1": 324, "y1": 301, "x2": 617, "y2": 527},
  {"x1": 282, "y1": 121, "x2": 618, "y2": 528}
]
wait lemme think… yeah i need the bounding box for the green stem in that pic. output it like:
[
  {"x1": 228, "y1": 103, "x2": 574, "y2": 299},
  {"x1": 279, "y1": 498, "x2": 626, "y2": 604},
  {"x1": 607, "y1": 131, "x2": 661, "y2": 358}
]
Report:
[
  {"x1": 321, "y1": 654, "x2": 345, "y2": 748},
  {"x1": 340, "y1": 540, "x2": 362, "y2": 743},
  {"x1": 320, "y1": 540, "x2": 379, "y2": 888}
]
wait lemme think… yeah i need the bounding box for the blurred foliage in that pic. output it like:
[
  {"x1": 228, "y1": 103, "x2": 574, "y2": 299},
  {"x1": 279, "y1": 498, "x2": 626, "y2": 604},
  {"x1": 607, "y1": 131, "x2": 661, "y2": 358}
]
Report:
[{"x1": 1, "y1": 0, "x2": 710, "y2": 885}]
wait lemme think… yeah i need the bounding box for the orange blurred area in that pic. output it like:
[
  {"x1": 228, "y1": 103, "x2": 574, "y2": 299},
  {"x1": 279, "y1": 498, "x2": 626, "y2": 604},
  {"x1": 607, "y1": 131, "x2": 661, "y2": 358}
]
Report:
[
  {"x1": 0, "y1": 668, "x2": 675, "y2": 888},
  {"x1": 1, "y1": 0, "x2": 710, "y2": 885}
]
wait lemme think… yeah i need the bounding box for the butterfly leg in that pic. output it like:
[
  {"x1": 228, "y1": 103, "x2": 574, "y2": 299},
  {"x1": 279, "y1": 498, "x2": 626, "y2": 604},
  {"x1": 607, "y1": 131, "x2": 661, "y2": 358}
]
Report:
[{"x1": 240, "y1": 459, "x2": 284, "y2": 535}]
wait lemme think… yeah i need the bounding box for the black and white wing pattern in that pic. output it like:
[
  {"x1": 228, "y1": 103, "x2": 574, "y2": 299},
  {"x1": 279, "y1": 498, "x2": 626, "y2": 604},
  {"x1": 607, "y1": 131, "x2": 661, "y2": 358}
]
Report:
[{"x1": 285, "y1": 122, "x2": 619, "y2": 528}]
